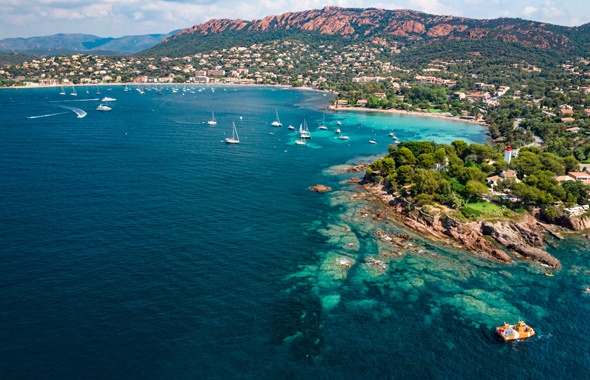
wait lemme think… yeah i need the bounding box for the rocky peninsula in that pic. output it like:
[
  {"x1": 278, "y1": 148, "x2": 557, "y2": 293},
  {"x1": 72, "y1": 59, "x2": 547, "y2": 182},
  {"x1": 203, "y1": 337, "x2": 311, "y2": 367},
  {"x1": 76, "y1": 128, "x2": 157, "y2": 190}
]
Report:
[{"x1": 358, "y1": 182, "x2": 590, "y2": 270}]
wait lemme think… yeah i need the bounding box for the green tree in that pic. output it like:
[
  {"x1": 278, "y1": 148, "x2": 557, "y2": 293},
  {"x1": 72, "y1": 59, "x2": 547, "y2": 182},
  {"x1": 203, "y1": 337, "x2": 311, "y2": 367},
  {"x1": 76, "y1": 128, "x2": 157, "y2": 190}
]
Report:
[
  {"x1": 397, "y1": 165, "x2": 415, "y2": 185},
  {"x1": 412, "y1": 169, "x2": 441, "y2": 195},
  {"x1": 464, "y1": 180, "x2": 489, "y2": 202},
  {"x1": 396, "y1": 147, "x2": 417, "y2": 166},
  {"x1": 417, "y1": 153, "x2": 436, "y2": 169}
]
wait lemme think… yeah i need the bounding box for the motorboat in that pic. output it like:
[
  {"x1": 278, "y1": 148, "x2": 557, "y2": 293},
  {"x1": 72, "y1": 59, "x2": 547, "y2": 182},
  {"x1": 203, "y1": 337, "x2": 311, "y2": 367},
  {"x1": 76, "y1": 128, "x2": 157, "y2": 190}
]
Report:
[
  {"x1": 496, "y1": 321, "x2": 535, "y2": 341},
  {"x1": 96, "y1": 104, "x2": 112, "y2": 111}
]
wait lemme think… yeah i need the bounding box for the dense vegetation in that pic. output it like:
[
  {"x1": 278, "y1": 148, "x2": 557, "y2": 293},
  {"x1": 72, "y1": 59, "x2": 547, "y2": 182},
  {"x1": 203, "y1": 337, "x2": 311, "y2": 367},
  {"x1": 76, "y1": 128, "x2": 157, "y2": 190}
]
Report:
[{"x1": 365, "y1": 140, "x2": 587, "y2": 220}]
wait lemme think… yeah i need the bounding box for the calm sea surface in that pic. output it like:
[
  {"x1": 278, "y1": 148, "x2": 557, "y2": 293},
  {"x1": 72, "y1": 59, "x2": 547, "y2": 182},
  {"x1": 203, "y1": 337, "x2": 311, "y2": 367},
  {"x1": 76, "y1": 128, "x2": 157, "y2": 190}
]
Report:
[{"x1": 0, "y1": 86, "x2": 588, "y2": 379}]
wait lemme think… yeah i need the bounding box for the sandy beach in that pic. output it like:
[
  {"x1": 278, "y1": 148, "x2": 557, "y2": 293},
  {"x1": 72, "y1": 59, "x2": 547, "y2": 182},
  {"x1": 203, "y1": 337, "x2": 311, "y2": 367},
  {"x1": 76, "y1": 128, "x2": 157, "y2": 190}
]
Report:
[{"x1": 328, "y1": 105, "x2": 488, "y2": 126}]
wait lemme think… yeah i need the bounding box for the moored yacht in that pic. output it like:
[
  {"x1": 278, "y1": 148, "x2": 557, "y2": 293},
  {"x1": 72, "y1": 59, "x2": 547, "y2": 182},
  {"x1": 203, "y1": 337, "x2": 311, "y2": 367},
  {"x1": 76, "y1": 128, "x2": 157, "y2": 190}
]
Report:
[{"x1": 96, "y1": 104, "x2": 112, "y2": 111}]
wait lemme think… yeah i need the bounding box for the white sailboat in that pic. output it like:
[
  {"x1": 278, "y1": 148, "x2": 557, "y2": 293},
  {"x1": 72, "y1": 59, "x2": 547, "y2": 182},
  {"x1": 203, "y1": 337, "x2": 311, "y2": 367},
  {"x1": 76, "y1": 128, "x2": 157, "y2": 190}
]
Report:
[
  {"x1": 271, "y1": 110, "x2": 282, "y2": 127},
  {"x1": 59, "y1": 86, "x2": 66, "y2": 95},
  {"x1": 295, "y1": 136, "x2": 306, "y2": 145},
  {"x1": 70, "y1": 86, "x2": 77, "y2": 96},
  {"x1": 207, "y1": 111, "x2": 217, "y2": 125},
  {"x1": 225, "y1": 122, "x2": 240, "y2": 144},
  {"x1": 318, "y1": 114, "x2": 328, "y2": 130},
  {"x1": 299, "y1": 119, "x2": 311, "y2": 139}
]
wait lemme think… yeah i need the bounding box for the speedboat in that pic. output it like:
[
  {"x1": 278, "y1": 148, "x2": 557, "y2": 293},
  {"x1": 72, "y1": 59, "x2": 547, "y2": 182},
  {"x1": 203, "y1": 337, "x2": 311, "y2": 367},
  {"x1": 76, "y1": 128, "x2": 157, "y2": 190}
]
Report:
[
  {"x1": 101, "y1": 96, "x2": 116, "y2": 102},
  {"x1": 339, "y1": 135, "x2": 349, "y2": 140},
  {"x1": 496, "y1": 321, "x2": 535, "y2": 341},
  {"x1": 336, "y1": 128, "x2": 341, "y2": 134},
  {"x1": 369, "y1": 139, "x2": 377, "y2": 144},
  {"x1": 288, "y1": 125, "x2": 295, "y2": 130},
  {"x1": 96, "y1": 104, "x2": 112, "y2": 111}
]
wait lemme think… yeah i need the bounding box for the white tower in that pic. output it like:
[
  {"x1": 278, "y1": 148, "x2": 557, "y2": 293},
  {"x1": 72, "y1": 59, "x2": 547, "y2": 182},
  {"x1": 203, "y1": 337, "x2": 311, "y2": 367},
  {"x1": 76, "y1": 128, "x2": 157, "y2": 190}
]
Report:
[{"x1": 504, "y1": 145, "x2": 512, "y2": 163}]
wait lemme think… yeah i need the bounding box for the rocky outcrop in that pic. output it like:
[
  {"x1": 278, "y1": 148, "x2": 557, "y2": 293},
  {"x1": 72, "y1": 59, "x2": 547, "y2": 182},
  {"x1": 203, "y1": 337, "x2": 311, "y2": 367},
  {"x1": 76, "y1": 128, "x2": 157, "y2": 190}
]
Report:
[
  {"x1": 346, "y1": 164, "x2": 366, "y2": 172},
  {"x1": 310, "y1": 184, "x2": 332, "y2": 193},
  {"x1": 426, "y1": 24, "x2": 468, "y2": 37},
  {"x1": 364, "y1": 185, "x2": 562, "y2": 269},
  {"x1": 481, "y1": 219, "x2": 561, "y2": 269},
  {"x1": 385, "y1": 20, "x2": 426, "y2": 36},
  {"x1": 553, "y1": 215, "x2": 590, "y2": 231}
]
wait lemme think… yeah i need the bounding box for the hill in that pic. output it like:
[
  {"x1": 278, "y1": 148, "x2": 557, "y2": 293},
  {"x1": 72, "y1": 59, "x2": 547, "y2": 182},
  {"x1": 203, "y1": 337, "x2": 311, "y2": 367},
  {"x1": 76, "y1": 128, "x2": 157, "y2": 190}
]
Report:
[
  {"x1": 0, "y1": 32, "x2": 178, "y2": 56},
  {"x1": 139, "y1": 6, "x2": 589, "y2": 66}
]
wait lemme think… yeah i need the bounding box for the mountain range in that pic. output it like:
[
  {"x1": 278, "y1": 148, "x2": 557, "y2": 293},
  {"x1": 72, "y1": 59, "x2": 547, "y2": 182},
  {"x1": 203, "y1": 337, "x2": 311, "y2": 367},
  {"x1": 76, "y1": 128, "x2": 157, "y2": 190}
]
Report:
[
  {"x1": 141, "y1": 6, "x2": 590, "y2": 62},
  {"x1": 2, "y1": 7, "x2": 589, "y2": 63},
  {"x1": 0, "y1": 32, "x2": 178, "y2": 56}
]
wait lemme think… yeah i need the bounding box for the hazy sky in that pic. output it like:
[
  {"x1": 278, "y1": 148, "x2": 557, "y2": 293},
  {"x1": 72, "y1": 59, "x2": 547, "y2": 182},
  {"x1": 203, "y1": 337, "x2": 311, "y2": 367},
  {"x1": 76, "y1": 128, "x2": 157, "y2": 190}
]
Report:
[{"x1": 1, "y1": 0, "x2": 588, "y2": 39}]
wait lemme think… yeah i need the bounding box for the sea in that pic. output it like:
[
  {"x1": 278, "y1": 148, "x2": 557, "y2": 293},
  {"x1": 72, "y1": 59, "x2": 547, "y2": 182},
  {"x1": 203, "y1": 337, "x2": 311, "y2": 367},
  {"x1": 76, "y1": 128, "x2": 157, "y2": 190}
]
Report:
[{"x1": 0, "y1": 85, "x2": 588, "y2": 379}]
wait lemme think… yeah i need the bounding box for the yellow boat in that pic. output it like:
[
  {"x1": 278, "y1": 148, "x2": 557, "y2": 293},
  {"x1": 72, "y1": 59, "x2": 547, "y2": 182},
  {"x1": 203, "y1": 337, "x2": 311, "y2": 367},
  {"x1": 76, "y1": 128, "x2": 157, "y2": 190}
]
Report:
[{"x1": 496, "y1": 321, "x2": 535, "y2": 341}]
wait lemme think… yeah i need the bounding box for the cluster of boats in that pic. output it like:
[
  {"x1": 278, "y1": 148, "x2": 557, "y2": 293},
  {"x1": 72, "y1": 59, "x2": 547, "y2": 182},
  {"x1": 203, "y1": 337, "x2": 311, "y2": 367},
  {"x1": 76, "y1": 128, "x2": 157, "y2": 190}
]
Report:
[{"x1": 96, "y1": 96, "x2": 116, "y2": 112}]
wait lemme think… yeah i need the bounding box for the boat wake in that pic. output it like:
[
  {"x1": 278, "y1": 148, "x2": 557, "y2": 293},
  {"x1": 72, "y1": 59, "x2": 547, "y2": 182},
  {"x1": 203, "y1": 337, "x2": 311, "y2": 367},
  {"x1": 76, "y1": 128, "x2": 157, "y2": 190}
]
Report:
[
  {"x1": 57, "y1": 105, "x2": 87, "y2": 118},
  {"x1": 26, "y1": 112, "x2": 69, "y2": 119},
  {"x1": 50, "y1": 98, "x2": 100, "y2": 103}
]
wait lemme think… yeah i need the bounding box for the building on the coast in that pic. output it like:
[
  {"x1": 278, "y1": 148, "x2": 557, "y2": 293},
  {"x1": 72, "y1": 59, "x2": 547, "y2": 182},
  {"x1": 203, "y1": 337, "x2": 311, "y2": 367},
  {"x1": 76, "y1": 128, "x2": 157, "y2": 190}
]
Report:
[
  {"x1": 452, "y1": 92, "x2": 466, "y2": 100},
  {"x1": 554, "y1": 174, "x2": 576, "y2": 183},
  {"x1": 567, "y1": 172, "x2": 590, "y2": 184},
  {"x1": 486, "y1": 170, "x2": 521, "y2": 189},
  {"x1": 465, "y1": 91, "x2": 491, "y2": 102},
  {"x1": 497, "y1": 86, "x2": 511, "y2": 96},
  {"x1": 560, "y1": 108, "x2": 574, "y2": 116},
  {"x1": 500, "y1": 170, "x2": 519, "y2": 181},
  {"x1": 486, "y1": 175, "x2": 503, "y2": 188},
  {"x1": 504, "y1": 145, "x2": 513, "y2": 163}
]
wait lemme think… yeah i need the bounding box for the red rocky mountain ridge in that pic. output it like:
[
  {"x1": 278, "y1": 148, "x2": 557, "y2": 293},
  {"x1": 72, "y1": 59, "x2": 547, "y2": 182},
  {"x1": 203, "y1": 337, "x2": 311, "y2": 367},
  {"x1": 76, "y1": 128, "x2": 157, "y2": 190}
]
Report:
[{"x1": 164, "y1": 6, "x2": 576, "y2": 50}]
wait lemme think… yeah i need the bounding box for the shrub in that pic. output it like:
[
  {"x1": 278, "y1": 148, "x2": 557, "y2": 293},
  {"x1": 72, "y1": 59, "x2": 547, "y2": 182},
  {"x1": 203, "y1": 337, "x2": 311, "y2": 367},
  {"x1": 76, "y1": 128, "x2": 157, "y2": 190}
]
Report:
[{"x1": 460, "y1": 207, "x2": 482, "y2": 219}]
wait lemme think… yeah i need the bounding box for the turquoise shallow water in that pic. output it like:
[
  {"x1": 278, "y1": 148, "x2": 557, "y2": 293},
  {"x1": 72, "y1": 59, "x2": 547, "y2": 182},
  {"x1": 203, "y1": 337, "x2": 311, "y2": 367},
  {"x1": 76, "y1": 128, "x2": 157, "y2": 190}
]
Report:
[{"x1": 0, "y1": 86, "x2": 588, "y2": 379}]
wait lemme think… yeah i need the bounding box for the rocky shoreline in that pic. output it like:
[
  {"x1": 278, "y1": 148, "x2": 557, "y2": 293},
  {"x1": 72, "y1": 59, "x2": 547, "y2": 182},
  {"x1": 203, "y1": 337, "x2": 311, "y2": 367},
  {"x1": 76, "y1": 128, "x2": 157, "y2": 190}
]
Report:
[{"x1": 358, "y1": 184, "x2": 590, "y2": 270}]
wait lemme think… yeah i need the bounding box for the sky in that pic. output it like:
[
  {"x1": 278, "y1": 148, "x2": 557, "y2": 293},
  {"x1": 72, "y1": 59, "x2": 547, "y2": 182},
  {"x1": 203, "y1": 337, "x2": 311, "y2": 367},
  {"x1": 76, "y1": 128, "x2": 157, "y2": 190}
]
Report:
[{"x1": 0, "y1": 0, "x2": 589, "y2": 39}]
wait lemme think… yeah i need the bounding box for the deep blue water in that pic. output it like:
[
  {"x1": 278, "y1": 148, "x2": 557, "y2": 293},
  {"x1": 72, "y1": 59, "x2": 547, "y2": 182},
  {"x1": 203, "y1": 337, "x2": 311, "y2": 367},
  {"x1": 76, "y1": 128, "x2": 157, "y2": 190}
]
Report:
[{"x1": 0, "y1": 86, "x2": 588, "y2": 379}]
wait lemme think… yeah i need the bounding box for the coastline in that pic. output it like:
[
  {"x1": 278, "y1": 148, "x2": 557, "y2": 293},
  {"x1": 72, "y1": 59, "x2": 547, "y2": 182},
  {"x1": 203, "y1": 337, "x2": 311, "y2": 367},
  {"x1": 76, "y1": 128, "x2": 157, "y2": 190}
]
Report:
[
  {"x1": 356, "y1": 182, "x2": 564, "y2": 269},
  {"x1": 328, "y1": 105, "x2": 488, "y2": 126},
  {"x1": 1, "y1": 82, "x2": 334, "y2": 94}
]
